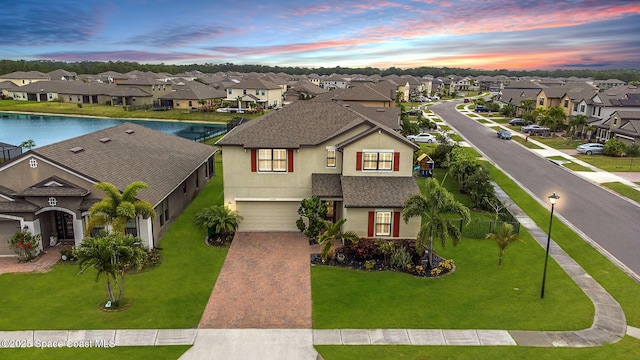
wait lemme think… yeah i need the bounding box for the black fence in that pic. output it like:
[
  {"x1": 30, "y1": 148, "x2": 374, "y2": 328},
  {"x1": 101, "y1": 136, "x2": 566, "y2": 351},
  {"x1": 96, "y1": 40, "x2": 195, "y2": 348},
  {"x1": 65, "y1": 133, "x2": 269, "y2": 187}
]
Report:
[{"x1": 449, "y1": 208, "x2": 520, "y2": 239}]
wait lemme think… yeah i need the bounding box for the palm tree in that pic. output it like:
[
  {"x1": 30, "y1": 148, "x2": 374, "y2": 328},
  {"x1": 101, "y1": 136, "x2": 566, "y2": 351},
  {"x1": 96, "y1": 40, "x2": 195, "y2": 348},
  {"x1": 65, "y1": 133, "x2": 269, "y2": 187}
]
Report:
[
  {"x1": 519, "y1": 99, "x2": 535, "y2": 116},
  {"x1": 569, "y1": 114, "x2": 588, "y2": 138},
  {"x1": 547, "y1": 106, "x2": 567, "y2": 134},
  {"x1": 317, "y1": 219, "x2": 359, "y2": 262},
  {"x1": 86, "y1": 181, "x2": 156, "y2": 235},
  {"x1": 195, "y1": 205, "x2": 243, "y2": 243},
  {"x1": 76, "y1": 232, "x2": 148, "y2": 307},
  {"x1": 236, "y1": 95, "x2": 243, "y2": 110},
  {"x1": 486, "y1": 222, "x2": 521, "y2": 267},
  {"x1": 19, "y1": 139, "x2": 35, "y2": 150},
  {"x1": 402, "y1": 178, "x2": 470, "y2": 266}
]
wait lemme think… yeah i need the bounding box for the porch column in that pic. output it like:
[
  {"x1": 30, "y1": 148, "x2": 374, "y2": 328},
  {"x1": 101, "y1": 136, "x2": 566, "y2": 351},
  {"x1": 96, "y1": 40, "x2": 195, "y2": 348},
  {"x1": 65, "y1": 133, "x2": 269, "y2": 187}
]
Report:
[
  {"x1": 73, "y1": 218, "x2": 84, "y2": 246},
  {"x1": 138, "y1": 217, "x2": 154, "y2": 249}
]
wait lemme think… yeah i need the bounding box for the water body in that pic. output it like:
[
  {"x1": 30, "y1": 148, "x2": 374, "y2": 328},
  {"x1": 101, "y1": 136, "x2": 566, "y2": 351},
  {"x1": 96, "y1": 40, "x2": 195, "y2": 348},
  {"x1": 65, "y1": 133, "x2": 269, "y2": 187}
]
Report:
[{"x1": 0, "y1": 112, "x2": 226, "y2": 148}]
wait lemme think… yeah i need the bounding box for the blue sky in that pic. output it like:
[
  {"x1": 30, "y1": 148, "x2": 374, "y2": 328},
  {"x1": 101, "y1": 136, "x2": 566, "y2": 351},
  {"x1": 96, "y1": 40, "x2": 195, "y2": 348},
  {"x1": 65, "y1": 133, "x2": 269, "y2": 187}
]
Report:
[{"x1": 2, "y1": 0, "x2": 640, "y2": 70}]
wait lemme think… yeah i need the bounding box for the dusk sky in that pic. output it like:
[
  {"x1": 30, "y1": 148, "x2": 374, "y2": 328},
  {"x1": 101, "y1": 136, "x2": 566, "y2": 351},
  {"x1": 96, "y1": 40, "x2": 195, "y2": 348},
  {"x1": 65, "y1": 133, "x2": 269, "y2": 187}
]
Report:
[{"x1": 3, "y1": 0, "x2": 640, "y2": 71}]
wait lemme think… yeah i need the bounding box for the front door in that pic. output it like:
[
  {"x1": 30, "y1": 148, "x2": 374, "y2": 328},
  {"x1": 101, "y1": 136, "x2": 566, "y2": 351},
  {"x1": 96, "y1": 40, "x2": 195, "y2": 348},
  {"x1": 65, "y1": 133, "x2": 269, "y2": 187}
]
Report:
[{"x1": 55, "y1": 212, "x2": 74, "y2": 244}]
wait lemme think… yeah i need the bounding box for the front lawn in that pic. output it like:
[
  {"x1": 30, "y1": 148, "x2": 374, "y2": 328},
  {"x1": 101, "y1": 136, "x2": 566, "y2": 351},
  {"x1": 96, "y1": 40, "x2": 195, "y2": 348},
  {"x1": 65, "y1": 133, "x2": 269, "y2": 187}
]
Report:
[
  {"x1": 312, "y1": 168, "x2": 593, "y2": 330},
  {"x1": 601, "y1": 182, "x2": 640, "y2": 203},
  {"x1": 574, "y1": 155, "x2": 640, "y2": 172},
  {"x1": 0, "y1": 160, "x2": 227, "y2": 330},
  {"x1": 0, "y1": 99, "x2": 262, "y2": 123},
  {"x1": 535, "y1": 136, "x2": 584, "y2": 150}
]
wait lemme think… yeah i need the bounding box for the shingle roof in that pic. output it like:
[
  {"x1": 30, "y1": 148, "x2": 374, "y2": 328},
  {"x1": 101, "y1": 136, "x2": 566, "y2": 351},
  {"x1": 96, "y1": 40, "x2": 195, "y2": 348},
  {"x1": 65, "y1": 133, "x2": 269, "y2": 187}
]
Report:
[
  {"x1": 216, "y1": 101, "x2": 415, "y2": 149},
  {"x1": 32, "y1": 123, "x2": 217, "y2": 206},
  {"x1": 341, "y1": 176, "x2": 420, "y2": 208},
  {"x1": 312, "y1": 174, "x2": 342, "y2": 197},
  {"x1": 17, "y1": 176, "x2": 90, "y2": 197}
]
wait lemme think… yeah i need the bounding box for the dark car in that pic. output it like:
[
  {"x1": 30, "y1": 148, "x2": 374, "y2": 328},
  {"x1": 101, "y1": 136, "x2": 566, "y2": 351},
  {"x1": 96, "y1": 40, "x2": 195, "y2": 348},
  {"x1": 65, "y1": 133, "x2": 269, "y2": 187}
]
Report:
[
  {"x1": 508, "y1": 118, "x2": 525, "y2": 126},
  {"x1": 497, "y1": 129, "x2": 512, "y2": 139},
  {"x1": 475, "y1": 105, "x2": 491, "y2": 112}
]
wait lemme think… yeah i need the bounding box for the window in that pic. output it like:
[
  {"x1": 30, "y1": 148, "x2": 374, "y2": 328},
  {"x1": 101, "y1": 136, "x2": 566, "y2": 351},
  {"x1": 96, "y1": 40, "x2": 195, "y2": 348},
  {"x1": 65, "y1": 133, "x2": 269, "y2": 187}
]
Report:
[
  {"x1": 539, "y1": 98, "x2": 544, "y2": 106},
  {"x1": 158, "y1": 199, "x2": 169, "y2": 226},
  {"x1": 564, "y1": 99, "x2": 568, "y2": 108},
  {"x1": 206, "y1": 156, "x2": 214, "y2": 178},
  {"x1": 69, "y1": 96, "x2": 72, "y2": 101},
  {"x1": 580, "y1": 104, "x2": 585, "y2": 112},
  {"x1": 363, "y1": 152, "x2": 392, "y2": 171},
  {"x1": 256, "y1": 89, "x2": 260, "y2": 95},
  {"x1": 183, "y1": 183, "x2": 187, "y2": 194},
  {"x1": 573, "y1": 103, "x2": 578, "y2": 112},
  {"x1": 375, "y1": 211, "x2": 392, "y2": 236},
  {"x1": 228, "y1": 89, "x2": 232, "y2": 95},
  {"x1": 188, "y1": 101, "x2": 192, "y2": 107},
  {"x1": 196, "y1": 171, "x2": 199, "y2": 189},
  {"x1": 125, "y1": 218, "x2": 138, "y2": 236},
  {"x1": 258, "y1": 149, "x2": 287, "y2": 172},
  {"x1": 262, "y1": 90, "x2": 265, "y2": 95},
  {"x1": 243, "y1": 89, "x2": 247, "y2": 95},
  {"x1": 326, "y1": 149, "x2": 336, "y2": 168}
]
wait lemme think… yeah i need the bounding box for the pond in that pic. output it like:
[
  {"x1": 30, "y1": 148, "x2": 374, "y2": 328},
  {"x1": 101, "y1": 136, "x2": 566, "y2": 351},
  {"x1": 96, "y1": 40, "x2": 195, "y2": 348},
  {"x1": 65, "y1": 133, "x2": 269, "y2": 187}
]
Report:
[{"x1": 0, "y1": 112, "x2": 226, "y2": 148}]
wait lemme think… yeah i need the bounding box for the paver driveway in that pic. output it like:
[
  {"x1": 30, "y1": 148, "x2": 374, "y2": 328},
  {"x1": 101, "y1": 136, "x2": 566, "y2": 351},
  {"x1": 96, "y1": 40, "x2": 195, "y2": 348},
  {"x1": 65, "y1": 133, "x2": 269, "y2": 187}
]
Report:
[{"x1": 198, "y1": 232, "x2": 312, "y2": 329}]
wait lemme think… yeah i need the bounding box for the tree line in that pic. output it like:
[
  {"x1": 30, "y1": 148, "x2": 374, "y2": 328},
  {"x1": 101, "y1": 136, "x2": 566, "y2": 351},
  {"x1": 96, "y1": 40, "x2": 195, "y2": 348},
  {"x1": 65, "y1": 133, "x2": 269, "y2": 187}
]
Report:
[{"x1": 1, "y1": 59, "x2": 639, "y2": 83}]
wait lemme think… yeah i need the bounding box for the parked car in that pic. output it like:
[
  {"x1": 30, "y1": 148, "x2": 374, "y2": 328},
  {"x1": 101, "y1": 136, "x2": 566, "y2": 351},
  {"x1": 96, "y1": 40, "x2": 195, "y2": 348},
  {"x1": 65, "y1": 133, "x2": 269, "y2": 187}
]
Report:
[
  {"x1": 475, "y1": 105, "x2": 491, "y2": 112},
  {"x1": 522, "y1": 124, "x2": 549, "y2": 134},
  {"x1": 464, "y1": 98, "x2": 470, "y2": 103},
  {"x1": 407, "y1": 133, "x2": 436, "y2": 143},
  {"x1": 508, "y1": 118, "x2": 525, "y2": 126},
  {"x1": 497, "y1": 129, "x2": 512, "y2": 139},
  {"x1": 576, "y1": 143, "x2": 604, "y2": 155}
]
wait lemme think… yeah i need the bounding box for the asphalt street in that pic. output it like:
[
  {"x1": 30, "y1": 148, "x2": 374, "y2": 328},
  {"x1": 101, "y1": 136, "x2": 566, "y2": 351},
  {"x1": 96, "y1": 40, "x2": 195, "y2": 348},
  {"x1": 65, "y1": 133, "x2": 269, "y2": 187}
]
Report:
[{"x1": 431, "y1": 101, "x2": 640, "y2": 282}]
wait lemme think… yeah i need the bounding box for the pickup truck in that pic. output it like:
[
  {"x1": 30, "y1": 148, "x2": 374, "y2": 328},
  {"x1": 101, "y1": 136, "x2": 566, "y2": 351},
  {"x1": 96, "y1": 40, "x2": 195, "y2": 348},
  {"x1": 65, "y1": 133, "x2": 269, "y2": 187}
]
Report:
[{"x1": 521, "y1": 124, "x2": 550, "y2": 134}]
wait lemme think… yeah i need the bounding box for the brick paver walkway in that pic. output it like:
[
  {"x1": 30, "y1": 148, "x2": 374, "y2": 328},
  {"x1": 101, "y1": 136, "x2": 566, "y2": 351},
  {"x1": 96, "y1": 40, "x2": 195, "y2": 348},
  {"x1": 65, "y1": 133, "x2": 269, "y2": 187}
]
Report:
[
  {"x1": 198, "y1": 232, "x2": 312, "y2": 329},
  {"x1": 0, "y1": 250, "x2": 60, "y2": 275}
]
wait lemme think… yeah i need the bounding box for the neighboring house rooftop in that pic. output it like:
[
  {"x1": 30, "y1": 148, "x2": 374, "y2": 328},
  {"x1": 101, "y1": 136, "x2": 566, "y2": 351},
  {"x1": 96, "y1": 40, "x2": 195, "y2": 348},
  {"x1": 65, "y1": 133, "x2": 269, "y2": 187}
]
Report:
[{"x1": 29, "y1": 122, "x2": 217, "y2": 206}]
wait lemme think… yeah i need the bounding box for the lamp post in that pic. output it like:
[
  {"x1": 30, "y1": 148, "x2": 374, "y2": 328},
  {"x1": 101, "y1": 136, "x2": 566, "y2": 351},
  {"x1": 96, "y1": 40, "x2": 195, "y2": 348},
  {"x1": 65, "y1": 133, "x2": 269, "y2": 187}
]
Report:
[{"x1": 540, "y1": 192, "x2": 560, "y2": 299}]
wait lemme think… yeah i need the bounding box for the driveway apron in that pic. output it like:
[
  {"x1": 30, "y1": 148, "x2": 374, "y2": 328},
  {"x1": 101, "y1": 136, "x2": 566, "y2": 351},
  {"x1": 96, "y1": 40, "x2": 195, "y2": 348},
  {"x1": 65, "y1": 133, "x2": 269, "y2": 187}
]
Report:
[{"x1": 198, "y1": 232, "x2": 312, "y2": 329}]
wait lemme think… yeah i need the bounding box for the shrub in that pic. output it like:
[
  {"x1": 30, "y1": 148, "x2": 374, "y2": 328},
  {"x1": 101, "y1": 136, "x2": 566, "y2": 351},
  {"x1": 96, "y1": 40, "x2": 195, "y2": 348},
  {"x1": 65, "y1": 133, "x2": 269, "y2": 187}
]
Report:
[
  {"x1": 430, "y1": 143, "x2": 455, "y2": 168},
  {"x1": 604, "y1": 138, "x2": 627, "y2": 156},
  {"x1": 626, "y1": 144, "x2": 640, "y2": 157},
  {"x1": 364, "y1": 259, "x2": 376, "y2": 271},
  {"x1": 390, "y1": 246, "x2": 413, "y2": 270},
  {"x1": 9, "y1": 230, "x2": 41, "y2": 261},
  {"x1": 377, "y1": 239, "x2": 395, "y2": 264},
  {"x1": 344, "y1": 238, "x2": 380, "y2": 261},
  {"x1": 295, "y1": 196, "x2": 328, "y2": 243}
]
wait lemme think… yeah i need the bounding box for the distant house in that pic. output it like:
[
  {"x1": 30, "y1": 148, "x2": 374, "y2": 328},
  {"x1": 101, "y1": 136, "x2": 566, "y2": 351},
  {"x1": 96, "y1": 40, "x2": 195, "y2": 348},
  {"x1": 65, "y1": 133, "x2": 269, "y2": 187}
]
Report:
[
  {"x1": 0, "y1": 123, "x2": 217, "y2": 256},
  {"x1": 0, "y1": 71, "x2": 50, "y2": 86},
  {"x1": 224, "y1": 77, "x2": 283, "y2": 110},
  {"x1": 0, "y1": 142, "x2": 22, "y2": 163},
  {"x1": 216, "y1": 100, "x2": 421, "y2": 238},
  {"x1": 158, "y1": 80, "x2": 226, "y2": 109}
]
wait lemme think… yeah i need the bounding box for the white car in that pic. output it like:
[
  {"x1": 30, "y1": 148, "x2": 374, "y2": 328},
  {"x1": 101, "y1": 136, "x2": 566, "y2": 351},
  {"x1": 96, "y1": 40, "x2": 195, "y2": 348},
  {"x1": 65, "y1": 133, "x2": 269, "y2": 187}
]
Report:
[{"x1": 407, "y1": 133, "x2": 436, "y2": 143}]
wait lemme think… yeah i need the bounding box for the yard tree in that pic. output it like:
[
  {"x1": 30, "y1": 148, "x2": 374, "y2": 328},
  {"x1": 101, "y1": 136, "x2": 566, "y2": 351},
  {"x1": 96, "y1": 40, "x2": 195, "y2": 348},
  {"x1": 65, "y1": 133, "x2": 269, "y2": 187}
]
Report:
[
  {"x1": 402, "y1": 178, "x2": 470, "y2": 267},
  {"x1": 76, "y1": 232, "x2": 148, "y2": 307},
  {"x1": 486, "y1": 222, "x2": 521, "y2": 268},
  {"x1": 317, "y1": 219, "x2": 359, "y2": 262},
  {"x1": 568, "y1": 114, "x2": 588, "y2": 138},
  {"x1": 19, "y1": 139, "x2": 35, "y2": 150},
  {"x1": 519, "y1": 99, "x2": 536, "y2": 115},
  {"x1": 86, "y1": 181, "x2": 155, "y2": 235},
  {"x1": 296, "y1": 196, "x2": 328, "y2": 242}
]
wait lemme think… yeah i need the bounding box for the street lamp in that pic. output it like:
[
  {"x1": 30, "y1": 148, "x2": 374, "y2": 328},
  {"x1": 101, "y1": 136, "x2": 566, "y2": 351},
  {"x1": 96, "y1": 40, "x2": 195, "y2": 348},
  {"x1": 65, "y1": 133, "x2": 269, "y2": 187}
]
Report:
[{"x1": 540, "y1": 192, "x2": 560, "y2": 299}]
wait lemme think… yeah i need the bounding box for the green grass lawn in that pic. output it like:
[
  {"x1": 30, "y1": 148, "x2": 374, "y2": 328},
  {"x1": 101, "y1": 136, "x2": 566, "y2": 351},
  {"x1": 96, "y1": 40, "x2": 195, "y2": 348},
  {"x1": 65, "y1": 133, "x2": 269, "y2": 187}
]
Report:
[
  {"x1": 0, "y1": 99, "x2": 262, "y2": 123},
  {"x1": 574, "y1": 155, "x2": 640, "y2": 172},
  {"x1": 0, "y1": 346, "x2": 190, "y2": 360},
  {"x1": 602, "y1": 182, "x2": 640, "y2": 203},
  {"x1": 535, "y1": 136, "x2": 584, "y2": 150},
  {"x1": 477, "y1": 119, "x2": 491, "y2": 124},
  {"x1": 0, "y1": 160, "x2": 227, "y2": 331},
  {"x1": 546, "y1": 156, "x2": 593, "y2": 172},
  {"x1": 316, "y1": 336, "x2": 639, "y2": 360},
  {"x1": 512, "y1": 136, "x2": 544, "y2": 149}
]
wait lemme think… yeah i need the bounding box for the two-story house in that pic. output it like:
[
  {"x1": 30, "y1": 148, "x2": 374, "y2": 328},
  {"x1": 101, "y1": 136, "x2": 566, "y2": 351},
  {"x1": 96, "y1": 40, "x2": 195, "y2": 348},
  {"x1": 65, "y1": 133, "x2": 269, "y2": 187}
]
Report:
[
  {"x1": 0, "y1": 71, "x2": 50, "y2": 86},
  {"x1": 216, "y1": 101, "x2": 421, "y2": 239},
  {"x1": 225, "y1": 77, "x2": 283, "y2": 110}
]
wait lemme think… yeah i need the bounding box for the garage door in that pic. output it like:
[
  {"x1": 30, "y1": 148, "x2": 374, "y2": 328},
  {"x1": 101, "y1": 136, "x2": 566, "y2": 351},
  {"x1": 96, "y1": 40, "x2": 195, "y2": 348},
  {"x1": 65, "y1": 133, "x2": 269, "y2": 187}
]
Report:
[
  {"x1": 237, "y1": 201, "x2": 300, "y2": 232},
  {"x1": 0, "y1": 219, "x2": 21, "y2": 256}
]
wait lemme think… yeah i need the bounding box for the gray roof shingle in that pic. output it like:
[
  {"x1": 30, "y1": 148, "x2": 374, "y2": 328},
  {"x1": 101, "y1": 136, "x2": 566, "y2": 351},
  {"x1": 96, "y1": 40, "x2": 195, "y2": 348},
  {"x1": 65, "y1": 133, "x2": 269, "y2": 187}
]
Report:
[
  {"x1": 312, "y1": 174, "x2": 342, "y2": 197},
  {"x1": 341, "y1": 176, "x2": 420, "y2": 208},
  {"x1": 33, "y1": 122, "x2": 217, "y2": 206}
]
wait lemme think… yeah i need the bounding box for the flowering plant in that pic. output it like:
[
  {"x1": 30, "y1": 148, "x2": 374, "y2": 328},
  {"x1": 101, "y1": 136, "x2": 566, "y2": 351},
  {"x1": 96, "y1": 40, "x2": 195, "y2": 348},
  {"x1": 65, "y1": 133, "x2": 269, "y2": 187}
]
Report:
[{"x1": 9, "y1": 230, "x2": 41, "y2": 261}]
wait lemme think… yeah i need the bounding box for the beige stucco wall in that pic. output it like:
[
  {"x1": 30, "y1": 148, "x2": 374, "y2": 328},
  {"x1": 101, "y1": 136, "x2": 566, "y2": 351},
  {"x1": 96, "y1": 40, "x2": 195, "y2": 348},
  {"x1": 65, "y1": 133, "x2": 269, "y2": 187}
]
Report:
[
  {"x1": 0, "y1": 155, "x2": 96, "y2": 193},
  {"x1": 342, "y1": 207, "x2": 420, "y2": 239},
  {"x1": 342, "y1": 132, "x2": 415, "y2": 177}
]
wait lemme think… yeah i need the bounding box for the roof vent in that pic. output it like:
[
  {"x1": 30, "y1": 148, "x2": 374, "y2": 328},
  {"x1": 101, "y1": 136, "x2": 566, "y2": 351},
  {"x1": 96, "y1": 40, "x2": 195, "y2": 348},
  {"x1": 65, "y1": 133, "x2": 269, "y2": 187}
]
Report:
[
  {"x1": 99, "y1": 137, "x2": 111, "y2": 143},
  {"x1": 69, "y1": 146, "x2": 84, "y2": 154},
  {"x1": 125, "y1": 129, "x2": 135, "y2": 134}
]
